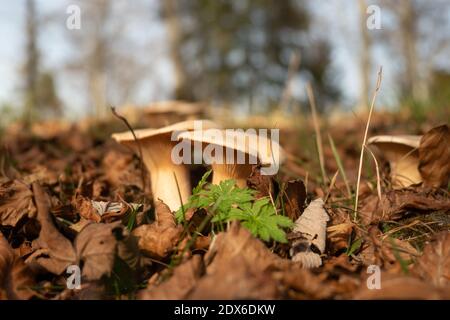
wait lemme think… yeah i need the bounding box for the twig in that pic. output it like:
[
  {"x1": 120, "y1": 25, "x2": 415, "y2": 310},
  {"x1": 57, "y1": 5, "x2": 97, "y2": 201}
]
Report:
[
  {"x1": 354, "y1": 67, "x2": 383, "y2": 221},
  {"x1": 306, "y1": 83, "x2": 327, "y2": 184},
  {"x1": 110, "y1": 106, "x2": 146, "y2": 194}
]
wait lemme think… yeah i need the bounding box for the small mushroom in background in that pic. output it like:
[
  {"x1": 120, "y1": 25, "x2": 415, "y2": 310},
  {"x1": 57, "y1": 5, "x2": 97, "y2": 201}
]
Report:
[
  {"x1": 177, "y1": 129, "x2": 285, "y2": 188},
  {"x1": 143, "y1": 101, "x2": 205, "y2": 127},
  {"x1": 367, "y1": 135, "x2": 422, "y2": 189},
  {"x1": 112, "y1": 120, "x2": 219, "y2": 211}
]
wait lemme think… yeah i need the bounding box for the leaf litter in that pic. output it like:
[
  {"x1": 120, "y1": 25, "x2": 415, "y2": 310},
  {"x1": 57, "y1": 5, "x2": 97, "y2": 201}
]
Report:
[{"x1": 0, "y1": 118, "x2": 449, "y2": 300}]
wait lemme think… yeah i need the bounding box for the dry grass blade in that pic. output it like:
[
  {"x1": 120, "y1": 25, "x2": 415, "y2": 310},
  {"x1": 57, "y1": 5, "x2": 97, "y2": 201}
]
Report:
[
  {"x1": 354, "y1": 67, "x2": 383, "y2": 220},
  {"x1": 364, "y1": 145, "x2": 382, "y2": 202},
  {"x1": 306, "y1": 83, "x2": 327, "y2": 185},
  {"x1": 328, "y1": 134, "x2": 352, "y2": 199},
  {"x1": 324, "y1": 170, "x2": 339, "y2": 203}
]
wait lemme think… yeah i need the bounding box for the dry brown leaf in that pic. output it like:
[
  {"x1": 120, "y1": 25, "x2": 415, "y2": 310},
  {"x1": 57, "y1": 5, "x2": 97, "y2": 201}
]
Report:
[
  {"x1": 73, "y1": 195, "x2": 101, "y2": 223},
  {"x1": 358, "y1": 226, "x2": 419, "y2": 268},
  {"x1": 189, "y1": 254, "x2": 280, "y2": 299},
  {"x1": 419, "y1": 124, "x2": 450, "y2": 188},
  {"x1": 138, "y1": 255, "x2": 204, "y2": 300},
  {"x1": 289, "y1": 198, "x2": 329, "y2": 268},
  {"x1": 27, "y1": 183, "x2": 76, "y2": 275},
  {"x1": 360, "y1": 188, "x2": 450, "y2": 225},
  {"x1": 327, "y1": 222, "x2": 354, "y2": 254},
  {"x1": 413, "y1": 232, "x2": 450, "y2": 288},
  {"x1": 246, "y1": 165, "x2": 274, "y2": 199},
  {"x1": 132, "y1": 200, "x2": 182, "y2": 259},
  {"x1": 282, "y1": 179, "x2": 307, "y2": 221},
  {"x1": 0, "y1": 233, "x2": 35, "y2": 300},
  {"x1": 0, "y1": 180, "x2": 36, "y2": 227},
  {"x1": 354, "y1": 275, "x2": 450, "y2": 299},
  {"x1": 273, "y1": 267, "x2": 333, "y2": 299},
  {"x1": 102, "y1": 149, "x2": 143, "y2": 189},
  {"x1": 184, "y1": 222, "x2": 289, "y2": 299},
  {"x1": 74, "y1": 222, "x2": 123, "y2": 281},
  {"x1": 73, "y1": 196, "x2": 133, "y2": 223}
]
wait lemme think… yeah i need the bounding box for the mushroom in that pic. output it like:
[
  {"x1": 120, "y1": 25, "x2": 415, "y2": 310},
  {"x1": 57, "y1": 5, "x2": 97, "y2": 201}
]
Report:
[
  {"x1": 367, "y1": 135, "x2": 422, "y2": 188},
  {"x1": 143, "y1": 101, "x2": 205, "y2": 127},
  {"x1": 177, "y1": 129, "x2": 285, "y2": 188},
  {"x1": 112, "y1": 120, "x2": 219, "y2": 211}
]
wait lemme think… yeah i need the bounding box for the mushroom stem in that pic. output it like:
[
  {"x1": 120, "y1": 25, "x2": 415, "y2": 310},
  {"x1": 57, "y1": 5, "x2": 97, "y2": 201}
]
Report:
[
  {"x1": 134, "y1": 139, "x2": 191, "y2": 212},
  {"x1": 147, "y1": 165, "x2": 191, "y2": 212},
  {"x1": 211, "y1": 163, "x2": 253, "y2": 188},
  {"x1": 383, "y1": 145, "x2": 421, "y2": 188}
]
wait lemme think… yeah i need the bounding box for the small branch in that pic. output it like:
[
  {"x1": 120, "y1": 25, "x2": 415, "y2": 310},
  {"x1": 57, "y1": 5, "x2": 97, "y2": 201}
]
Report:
[{"x1": 110, "y1": 106, "x2": 146, "y2": 194}]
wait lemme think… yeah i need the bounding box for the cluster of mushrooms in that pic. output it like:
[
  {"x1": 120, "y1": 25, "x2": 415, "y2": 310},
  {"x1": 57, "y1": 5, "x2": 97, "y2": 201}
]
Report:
[
  {"x1": 112, "y1": 114, "x2": 283, "y2": 212},
  {"x1": 113, "y1": 101, "x2": 433, "y2": 211}
]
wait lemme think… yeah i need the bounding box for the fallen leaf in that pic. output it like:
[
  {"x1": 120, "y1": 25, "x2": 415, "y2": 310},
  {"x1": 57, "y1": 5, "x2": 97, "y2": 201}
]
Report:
[
  {"x1": 246, "y1": 165, "x2": 274, "y2": 199},
  {"x1": 186, "y1": 222, "x2": 288, "y2": 299},
  {"x1": 138, "y1": 255, "x2": 204, "y2": 300},
  {"x1": 354, "y1": 274, "x2": 450, "y2": 299},
  {"x1": 74, "y1": 196, "x2": 137, "y2": 223},
  {"x1": 132, "y1": 200, "x2": 182, "y2": 259},
  {"x1": 327, "y1": 222, "x2": 354, "y2": 254},
  {"x1": 282, "y1": 179, "x2": 307, "y2": 221},
  {"x1": 413, "y1": 232, "x2": 450, "y2": 288},
  {"x1": 0, "y1": 233, "x2": 35, "y2": 300},
  {"x1": 358, "y1": 226, "x2": 419, "y2": 269},
  {"x1": 73, "y1": 195, "x2": 101, "y2": 223},
  {"x1": 360, "y1": 188, "x2": 450, "y2": 225},
  {"x1": 189, "y1": 254, "x2": 280, "y2": 299},
  {"x1": 0, "y1": 180, "x2": 36, "y2": 227},
  {"x1": 26, "y1": 183, "x2": 76, "y2": 275},
  {"x1": 418, "y1": 124, "x2": 450, "y2": 188},
  {"x1": 289, "y1": 198, "x2": 329, "y2": 268},
  {"x1": 273, "y1": 268, "x2": 333, "y2": 299},
  {"x1": 74, "y1": 222, "x2": 123, "y2": 281}
]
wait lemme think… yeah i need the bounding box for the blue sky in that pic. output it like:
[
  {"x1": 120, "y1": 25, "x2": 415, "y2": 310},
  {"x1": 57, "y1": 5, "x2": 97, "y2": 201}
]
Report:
[{"x1": 0, "y1": 1, "x2": 416, "y2": 118}]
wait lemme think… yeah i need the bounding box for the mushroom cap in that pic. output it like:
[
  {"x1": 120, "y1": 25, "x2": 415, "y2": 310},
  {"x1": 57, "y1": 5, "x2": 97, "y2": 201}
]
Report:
[
  {"x1": 367, "y1": 135, "x2": 421, "y2": 149},
  {"x1": 111, "y1": 119, "x2": 220, "y2": 143},
  {"x1": 143, "y1": 101, "x2": 204, "y2": 115},
  {"x1": 177, "y1": 129, "x2": 285, "y2": 165}
]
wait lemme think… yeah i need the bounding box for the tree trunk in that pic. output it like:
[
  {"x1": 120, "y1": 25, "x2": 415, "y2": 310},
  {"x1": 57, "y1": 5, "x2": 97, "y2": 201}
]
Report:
[
  {"x1": 357, "y1": 0, "x2": 371, "y2": 111},
  {"x1": 398, "y1": 1, "x2": 427, "y2": 101},
  {"x1": 24, "y1": 0, "x2": 39, "y2": 125},
  {"x1": 163, "y1": 0, "x2": 192, "y2": 101}
]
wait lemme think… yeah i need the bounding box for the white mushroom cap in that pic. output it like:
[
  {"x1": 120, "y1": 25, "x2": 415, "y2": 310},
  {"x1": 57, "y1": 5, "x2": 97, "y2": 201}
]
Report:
[
  {"x1": 177, "y1": 129, "x2": 285, "y2": 187},
  {"x1": 367, "y1": 134, "x2": 422, "y2": 188},
  {"x1": 111, "y1": 120, "x2": 220, "y2": 211},
  {"x1": 367, "y1": 135, "x2": 421, "y2": 148},
  {"x1": 112, "y1": 119, "x2": 218, "y2": 142},
  {"x1": 177, "y1": 129, "x2": 285, "y2": 166}
]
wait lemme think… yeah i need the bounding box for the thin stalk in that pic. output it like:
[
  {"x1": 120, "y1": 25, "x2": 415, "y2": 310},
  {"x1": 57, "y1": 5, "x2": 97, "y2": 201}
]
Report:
[
  {"x1": 354, "y1": 67, "x2": 383, "y2": 220},
  {"x1": 306, "y1": 83, "x2": 327, "y2": 185}
]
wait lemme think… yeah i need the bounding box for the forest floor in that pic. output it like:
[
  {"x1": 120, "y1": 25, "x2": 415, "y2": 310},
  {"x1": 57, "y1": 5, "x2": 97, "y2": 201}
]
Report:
[{"x1": 0, "y1": 110, "x2": 449, "y2": 300}]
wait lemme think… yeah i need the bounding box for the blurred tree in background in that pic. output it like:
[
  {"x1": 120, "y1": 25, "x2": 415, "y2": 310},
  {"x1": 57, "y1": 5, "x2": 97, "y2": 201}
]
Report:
[
  {"x1": 22, "y1": 0, "x2": 61, "y2": 125},
  {"x1": 66, "y1": 0, "x2": 154, "y2": 119},
  {"x1": 377, "y1": 0, "x2": 450, "y2": 106},
  {"x1": 164, "y1": 0, "x2": 339, "y2": 111}
]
